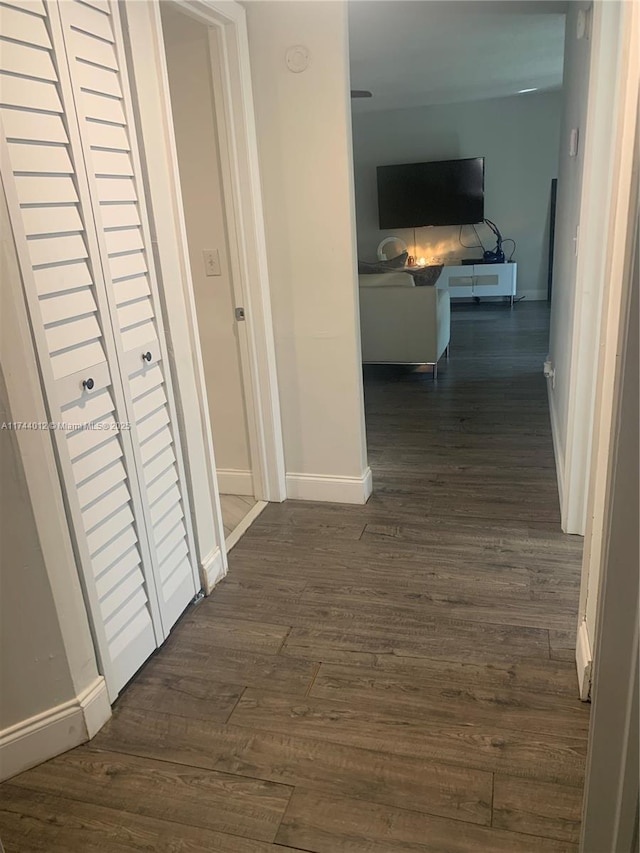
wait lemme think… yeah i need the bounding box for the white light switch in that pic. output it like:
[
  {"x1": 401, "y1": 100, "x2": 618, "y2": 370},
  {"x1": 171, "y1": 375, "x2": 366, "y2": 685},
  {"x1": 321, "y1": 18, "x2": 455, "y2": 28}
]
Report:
[{"x1": 203, "y1": 249, "x2": 221, "y2": 276}]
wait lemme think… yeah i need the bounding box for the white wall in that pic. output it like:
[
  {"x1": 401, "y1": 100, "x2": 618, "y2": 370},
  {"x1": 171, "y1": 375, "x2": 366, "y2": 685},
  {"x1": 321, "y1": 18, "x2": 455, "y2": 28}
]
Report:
[
  {"x1": 162, "y1": 6, "x2": 253, "y2": 486},
  {"x1": 245, "y1": 1, "x2": 370, "y2": 500},
  {"x1": 547, "y1": 2, "x2": 593, "y2": 500},
  {"x1": 351, "y1": 91, "x2": 562, "y2": 301},
  {"x1": 0, "y1": 371, "x2": 76, "y2": 730}
]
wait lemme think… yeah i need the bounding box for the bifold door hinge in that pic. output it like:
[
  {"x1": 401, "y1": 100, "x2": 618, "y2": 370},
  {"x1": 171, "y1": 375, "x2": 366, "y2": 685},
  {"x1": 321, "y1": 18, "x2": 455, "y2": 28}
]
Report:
[
  {"x1": 191, "y1": 591, "x2": 205, "y2": 606},
  {"x1": 235, "y1": 307, "x2": 245, "y2": 321}
]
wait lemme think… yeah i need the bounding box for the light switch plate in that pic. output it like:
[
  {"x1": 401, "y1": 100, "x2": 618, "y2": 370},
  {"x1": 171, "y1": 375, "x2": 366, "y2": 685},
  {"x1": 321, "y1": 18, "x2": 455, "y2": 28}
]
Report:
[{"x1": 203, "y1": 249, "x2": 221, "y2": 276}]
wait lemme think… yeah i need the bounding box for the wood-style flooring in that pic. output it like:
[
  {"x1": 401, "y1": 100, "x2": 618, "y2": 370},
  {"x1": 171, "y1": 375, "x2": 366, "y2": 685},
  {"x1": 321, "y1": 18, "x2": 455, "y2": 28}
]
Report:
[
  {"x1": 220, "y1": 493, "x2": 259, "y2": 539},
  {"x1": 0, "y1": 303, "x2": 588, "y2": 852}
]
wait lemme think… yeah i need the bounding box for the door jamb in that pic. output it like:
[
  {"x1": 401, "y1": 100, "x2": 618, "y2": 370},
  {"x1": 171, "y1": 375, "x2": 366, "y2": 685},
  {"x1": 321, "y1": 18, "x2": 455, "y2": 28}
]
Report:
[{"x1": 127, "y1": 0, "x2": 285, "y2": 509}]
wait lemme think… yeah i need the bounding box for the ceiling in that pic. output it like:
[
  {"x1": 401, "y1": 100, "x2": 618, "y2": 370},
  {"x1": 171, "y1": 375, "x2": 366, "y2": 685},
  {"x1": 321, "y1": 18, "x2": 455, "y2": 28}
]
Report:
[{"x1": 349, "y1": 1, "x2": 567, "y2": 113}]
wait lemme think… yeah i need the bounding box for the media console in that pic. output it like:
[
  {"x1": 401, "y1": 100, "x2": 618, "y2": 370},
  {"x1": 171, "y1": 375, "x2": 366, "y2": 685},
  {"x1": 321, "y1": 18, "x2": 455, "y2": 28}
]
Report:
[{"x1": 438, "y1": 262, "x2": 517, "y2": 306}]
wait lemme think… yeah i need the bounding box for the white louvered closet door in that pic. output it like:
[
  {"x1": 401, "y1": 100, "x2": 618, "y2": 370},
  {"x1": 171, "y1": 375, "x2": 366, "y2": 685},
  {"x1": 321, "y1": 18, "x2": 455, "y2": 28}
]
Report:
[
  {"x1": 1, "y1": 0, "x2": 200, "y2": 698},
  {"x1": 55, "y1": 0, "x2": 199, "y2": 632},
  {"x1": 0, "y1": 0, "x2": 164, "y2": 697}
]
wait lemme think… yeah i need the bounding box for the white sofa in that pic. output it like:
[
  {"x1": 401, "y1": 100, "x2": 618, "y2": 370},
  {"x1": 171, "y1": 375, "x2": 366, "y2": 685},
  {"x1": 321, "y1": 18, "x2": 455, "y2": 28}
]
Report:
[{"x1": 358, "y1": 272, "x2": 450, "y2": 375}]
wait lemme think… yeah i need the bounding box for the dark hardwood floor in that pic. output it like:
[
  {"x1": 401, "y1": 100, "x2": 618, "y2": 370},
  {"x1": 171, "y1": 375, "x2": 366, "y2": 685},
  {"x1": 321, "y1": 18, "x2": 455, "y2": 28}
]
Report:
[{"x1": 0, "y1": 302, "x2": 588, "y2": 852}]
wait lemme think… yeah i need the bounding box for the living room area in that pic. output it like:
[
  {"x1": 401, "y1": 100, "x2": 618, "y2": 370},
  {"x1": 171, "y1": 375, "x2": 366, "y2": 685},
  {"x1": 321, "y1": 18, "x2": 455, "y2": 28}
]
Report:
[{"x1": 350, "y1": 0, "x2": 566, "y2": 383}]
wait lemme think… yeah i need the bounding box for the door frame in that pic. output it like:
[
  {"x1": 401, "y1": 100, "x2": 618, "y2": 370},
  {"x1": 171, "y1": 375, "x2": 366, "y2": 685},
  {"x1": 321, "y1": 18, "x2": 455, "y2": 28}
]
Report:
[
  {"x1": 560, "y1": 0, "x2": 633, "y2": 537},
  {"x1": 571, "y1": 0, "x2": 640, "y2": 698},
  {"x1": 122, "y1": 0, "x2": 286, "y2": 585}
]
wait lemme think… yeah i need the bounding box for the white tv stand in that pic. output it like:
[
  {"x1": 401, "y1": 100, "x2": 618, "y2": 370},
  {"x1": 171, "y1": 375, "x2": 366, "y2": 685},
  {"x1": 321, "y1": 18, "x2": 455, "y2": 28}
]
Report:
[{"x1": 438, "y1": 262, "x2": 517, "y2": 306}]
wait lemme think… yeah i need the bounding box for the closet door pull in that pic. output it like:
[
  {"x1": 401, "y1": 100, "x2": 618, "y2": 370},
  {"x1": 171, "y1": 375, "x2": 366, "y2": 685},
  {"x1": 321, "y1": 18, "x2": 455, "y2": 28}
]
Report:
[
  {"x1": 142, "y1": 351, "x2": 152, "y2": 363},
  {"x1": 82, "y1": 378, "x2": 95, "y2": 390}
]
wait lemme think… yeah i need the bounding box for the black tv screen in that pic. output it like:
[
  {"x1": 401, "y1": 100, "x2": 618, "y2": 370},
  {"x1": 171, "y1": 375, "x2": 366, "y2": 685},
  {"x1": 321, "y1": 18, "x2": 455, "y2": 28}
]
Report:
[{"x1": 377, "y1": 157, "x2": 485, "y2": 228}]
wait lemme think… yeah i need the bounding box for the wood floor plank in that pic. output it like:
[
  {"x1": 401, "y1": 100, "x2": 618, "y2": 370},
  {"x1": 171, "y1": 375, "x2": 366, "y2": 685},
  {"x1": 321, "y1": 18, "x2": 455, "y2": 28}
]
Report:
[
  {"x1": 493, "y1": 774, "x2": 583, "y2": 844},
  {"x1": 0, "y1": 785, "x2": 304, "y2": 853},
  {"x1": 141, "y1": 642, "x2": 318, "y2": 696},
  {"x1": 92, "y1": 706, "x2": 493, "y2": 826},
  {"x1": 279, "y1": 620, "x2": 552, "y2": 666},
  {"x1": 228, "y1": 689, "x2": 587, "y2": 785},
  {"x1": 8, "y1": 748, "x2": 292, "y2": 843},
  {"x1": 549, "y1": 629, "x2": 577, "y2": 662},
  {"x1": 281, "y1": 644, "x2": 581, "y2": 698},
  {"x1": 298, "y1": 582, "x2": 576, "y2": 630},
  {"x1": 309, "y1": 663, "x2": 589, "y2": 738},
  {"x1": 114, "y1": 669, "x2": 244, "y2": 723},
  {"x1": 275, "y1": 788, "x2": 578, "y2": 853},
  {"x1": 166, "y1": 613, "x2": 292, "y2": 655}
]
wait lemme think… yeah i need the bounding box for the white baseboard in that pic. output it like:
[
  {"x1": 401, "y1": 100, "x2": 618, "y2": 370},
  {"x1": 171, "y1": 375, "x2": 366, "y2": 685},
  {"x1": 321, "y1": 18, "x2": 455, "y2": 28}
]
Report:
[
  {"x1": 576, "y1": 619, "x2": 593, "y2": 701},
  {"x1": 200, "y1": 545, "x2": 226, "y2": 593},
  {"x1": 78, "y1": 677, "x2": 111, "y2": 739},
  {"x1": 226, "y1": 500, "x2": 267, "y2": 552},
  {"x1": 547, "y1": 382, "x2": 565, "y2": 515},
  {"x1": 286, "y1": 466, "x2": 373, "y2": 504},
  {"x1": 0, "y1": 676, "x2": 110, "y2": 782},
  {"x1": 216, "y1": 469, "x2": 254, "y2": 496}
]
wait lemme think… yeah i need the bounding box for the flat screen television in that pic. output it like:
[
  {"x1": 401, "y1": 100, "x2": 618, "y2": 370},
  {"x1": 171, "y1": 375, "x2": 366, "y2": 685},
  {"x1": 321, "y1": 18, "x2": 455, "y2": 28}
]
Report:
[{"x1": 377, "y1": 157, "x2": 485, "y2": 228}]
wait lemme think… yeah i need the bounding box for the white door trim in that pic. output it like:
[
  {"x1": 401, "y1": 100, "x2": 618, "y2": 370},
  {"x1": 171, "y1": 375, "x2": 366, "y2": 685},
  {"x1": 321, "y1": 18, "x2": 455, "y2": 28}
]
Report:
[
  {"x1": 123, "y1": 2, "x2": 285, "y2": 524},
  {"x1": 560, "y1": 0, "x2": 628, "y2": 535},
  {"x1": 575, "y1": 0, "x2": 639, "y2": 687}
]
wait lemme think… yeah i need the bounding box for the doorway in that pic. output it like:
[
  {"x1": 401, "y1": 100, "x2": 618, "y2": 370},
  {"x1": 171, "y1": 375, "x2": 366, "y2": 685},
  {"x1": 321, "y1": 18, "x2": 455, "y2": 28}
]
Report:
[{"x1": 160, "y1": 4, "x2": 265, "y2": 551}]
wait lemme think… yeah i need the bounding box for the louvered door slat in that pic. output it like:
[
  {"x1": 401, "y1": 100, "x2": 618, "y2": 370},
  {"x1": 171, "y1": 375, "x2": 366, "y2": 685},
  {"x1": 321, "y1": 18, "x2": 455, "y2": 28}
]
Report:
[
  {"x1": 86, "y1": 118, "x2": 128, "y2": 150},
  {"x1": 0, "y1": 0, "x2": 162, "y2": 699},
  {"x1": 105, "y1": 228, "x2": 144, "y2": 256},
  {"x1": 76, "y1": 60, "x2": 122, "y2": 98},
  {"x1": 7, "y1": 141, "x2": 74, "y2": 173},
  {"x1": 33, "y1": 259, "x2": 92, "y2": 295},
  {"x1": 0, "y1": 109, "x2": 67, "y2": 143},
  {"x1": 40, "y1": 286, "x2": 96, "y2": 324},
  {"x1": 0, "y1": 4, "x2": 50, "y2": 46},
  {"x1": 14, "y1": 174, "x2": 78, "y2": 204},
  {"x1": 95, "y1": 176, "x2": 136, "y2": 203},
  {"x1": 66, "y1": 0, "x2": 114, "y2": 42},
  {"x1": 101, "y1": 202, "x2": 138, "y2": 228},
  {"x1": 67, "y1": 415, "x2": 115, "y2": 460},
  {"x1": 113, "y1": 275, "x2": 149, "y2": 304},
  {"x1": 0, "y1": 75, "x2": 62, "y2": 111},
  {"x1": 93, "y1": 149, "x2": 134, "y2": 177},
  {"x1": 0, "y1": 39, "x2": 56, "y2": 80},
  {"x1": 86, "y1": 502, "x2": 134, "y2": 555},
  {"x1": 83, "y1": 480, "x2": 130, "y2": 532},
  {"x1": 72, "y1": 434, "x2": 123, "y2": 485},
  {"x1": 1, "y1": 0, "x2": 46, "y2": 16},
  {"x1": 23, "y1": 204, "x2": 84, "y2": 236},
  {"x1": 95, "y1": 552, "x2": 142, "y2": 601},
  {"x1": 28, "y1": 232, "x2": 88, "y2": 266},
  {"x1": 149, "y1": 484, "x2": 181, "y2": 528},
  {"x1": 100, "y1": 566, "x2": 146, "y2": 621}
]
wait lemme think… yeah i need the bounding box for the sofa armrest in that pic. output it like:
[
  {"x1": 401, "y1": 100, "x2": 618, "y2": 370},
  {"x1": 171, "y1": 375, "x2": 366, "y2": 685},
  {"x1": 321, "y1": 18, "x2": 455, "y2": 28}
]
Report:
[{"x1": 358, "y1": 285, "x2": 450, "y2": 364}]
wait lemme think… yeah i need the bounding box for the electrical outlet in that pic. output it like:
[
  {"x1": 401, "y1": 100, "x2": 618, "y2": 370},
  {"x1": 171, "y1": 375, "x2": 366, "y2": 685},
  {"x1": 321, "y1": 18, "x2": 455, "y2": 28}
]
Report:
[
  {"x1": 543, "y1": 358, "x2": 556, "y2": 389},
  {"x1": 203, "y1": 249, "x2": 221, "y2": 277}
]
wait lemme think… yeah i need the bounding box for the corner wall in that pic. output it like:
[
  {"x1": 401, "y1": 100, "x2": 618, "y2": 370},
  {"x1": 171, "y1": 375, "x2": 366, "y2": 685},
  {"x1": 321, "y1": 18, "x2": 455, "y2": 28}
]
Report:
[
  {"x1": 245, "y1": 0, "x2": 370, "y2": 502},
  {"x1": 352, "y1": 91, "x2": 562, "y2": 302}
]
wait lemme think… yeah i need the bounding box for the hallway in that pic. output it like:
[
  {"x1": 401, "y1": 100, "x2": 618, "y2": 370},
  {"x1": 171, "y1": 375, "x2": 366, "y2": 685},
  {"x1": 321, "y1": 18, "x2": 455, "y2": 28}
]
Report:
[{"x1": 0, "y1": 304, "x2": 588, "y2": 852}]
